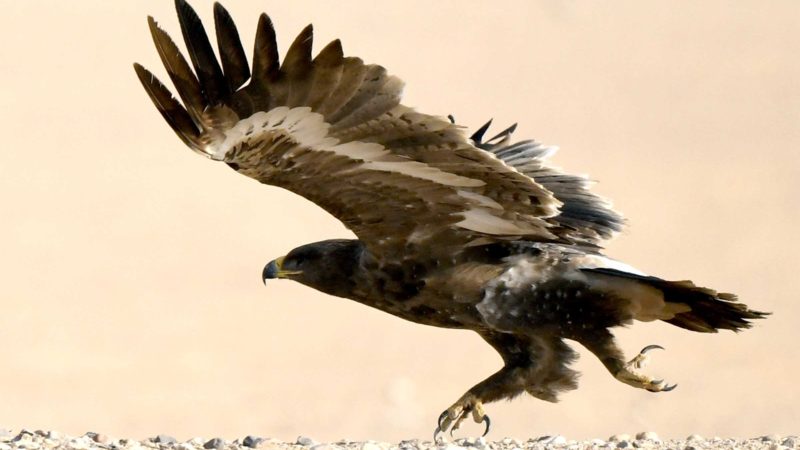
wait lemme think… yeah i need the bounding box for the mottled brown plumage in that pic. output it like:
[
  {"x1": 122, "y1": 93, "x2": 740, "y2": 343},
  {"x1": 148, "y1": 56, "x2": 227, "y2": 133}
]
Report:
[{"x1": 136, "y1": 1, "x2": 768, "y2": 438}]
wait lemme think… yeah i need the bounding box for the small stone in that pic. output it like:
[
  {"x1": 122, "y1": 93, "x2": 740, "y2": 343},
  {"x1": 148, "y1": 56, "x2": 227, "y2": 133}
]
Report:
[
  {"x1": 686, "y1": 434, "x2": 703, "y2": 442},
  {"x1": 634, "y1": 432, "x2": 659, "y2": 442},
  {"x1": 177, "y1": 444, "x2": 196, "y2": 450},
  {"x1": 589, "y1": 438, "x2": 606, "y2": 446},
  {"x1": 684, "y1": 446, "x2": 699, "y2": 450},
  {"x1": 474, "y1": 437, "x2": 486, "y2": 448},
  {"x1": 782, "y1": 437, "x2": 796, "y2": 448},
  {"x1": 86, "y1": 433, "x2": 110, "y2": 444},
  {"x1": 455, "y1": 438, "x2": 474, "y2": 447},
  {"x1": 762, "y1": 435, "x2": 781, "y2": 443},
  {"x1": 535, "y1": 435, "x2": 566, "y2": 445},
  {"x1": 616, "y1": 441, "x2": 630, "y2": 449},
  {"x1": 13, "y1": 431, "x2": 35, "y2": 442},
  {"x1": 241, "y1": 436, "x2": 263, "y2": 448},
  {"x1": 0, "y1": 443, "x2": 11, "y2": 450},
  {"x1": 296, "y1": 436, "x2": 318, "y2": 447},
  {"x1": 608, "y1": 434, "x2": 631, "y2": 443},
  {"x1": 398, "y1": 439, "x2": 419, "y2": 449},
  {"x1": 154, "y1": 435, "x2": 177, "y2": 445},
  {"x1": 768, "y1": 444, "x2": 789, "y2": 450},
  {"x1": 71, "y1": 437, "x2": 94, "y2": 450},
  {"x1": 203, "y1": 438, "x2": 225, "y2": 450}
]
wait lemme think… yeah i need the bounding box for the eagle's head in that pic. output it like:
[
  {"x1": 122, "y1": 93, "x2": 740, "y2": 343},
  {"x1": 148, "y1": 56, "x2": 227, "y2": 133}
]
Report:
[{"x1": 262, "y1": 239, "x2": 363, "y2": 298}]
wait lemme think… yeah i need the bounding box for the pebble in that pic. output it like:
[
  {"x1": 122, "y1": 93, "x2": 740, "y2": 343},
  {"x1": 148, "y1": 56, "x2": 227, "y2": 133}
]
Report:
[
  {"x1": 242, "y1": 437, "x2": 262, "y2": 449},
  {"x1": 153, "y1": 436, "x2": 177, "y2": 446},
  {"x1": 608, "y1": 434, "x2": 631, "y2": 443},
  {"x1": 535, "y1": 435, "x2": 566, "y2": 445},
  {"x1": 615, "y1": 440, "x2": 630, "y2": 449},
  {"x1": 635, "y1": 432, "x2": 660, "y2": 442},
  {"x1": 203, "y1": 439, "x2": 224, "y2": 450},
  {"x1": 782, "y1": 437, "x2": 796, "y2": 448},
  {"x1": 295, "y1": 437, "x2": 317, "y2": 447}
]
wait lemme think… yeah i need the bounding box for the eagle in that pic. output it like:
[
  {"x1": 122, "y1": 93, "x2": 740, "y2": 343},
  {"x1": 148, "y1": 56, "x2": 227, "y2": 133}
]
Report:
[{"x1": 135, "y1": 0, "x2": 767, "y2": 438}]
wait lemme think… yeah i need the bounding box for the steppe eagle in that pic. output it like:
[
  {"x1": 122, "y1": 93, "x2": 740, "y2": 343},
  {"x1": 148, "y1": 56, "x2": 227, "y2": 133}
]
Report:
[{"x1": 135, "y1": 0, "x2": 767, "y2": 437}]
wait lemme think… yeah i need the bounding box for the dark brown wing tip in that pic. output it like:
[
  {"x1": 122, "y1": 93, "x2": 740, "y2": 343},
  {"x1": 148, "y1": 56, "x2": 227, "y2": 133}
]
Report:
[
  {"x1": 316, "y1": 39, "x2": 344, "y2": 64},
  {"x1": 213, "y1": 1, "x2": 251, "y2": 90},
  {"x1": 175, "y1": 0, "x2": 228, "y2": 104},
  {"x1": 134, "y1": 63, "x2": 200, "y2": 148},
  {"x1": 252, "y1": 13, "x2": 280, "y2": 82},
  {"x1": 281, "y1": 24, "x2": 314, "y2": 76}
]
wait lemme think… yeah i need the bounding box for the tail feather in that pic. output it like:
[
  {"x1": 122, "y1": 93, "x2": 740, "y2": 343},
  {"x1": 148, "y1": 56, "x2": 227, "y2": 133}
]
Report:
[
  {"x1": 658, "y1": 280, "x2": 767, "y2": 332},
  {"x1": 584, "y1": 268, "x2": 768, "y2": 333}
]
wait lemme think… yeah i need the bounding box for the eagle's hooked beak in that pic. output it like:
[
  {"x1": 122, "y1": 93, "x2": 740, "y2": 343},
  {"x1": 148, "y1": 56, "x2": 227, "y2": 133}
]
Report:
[{"x1": 262, "y1": 256, "x2": 302, "y2": 284}]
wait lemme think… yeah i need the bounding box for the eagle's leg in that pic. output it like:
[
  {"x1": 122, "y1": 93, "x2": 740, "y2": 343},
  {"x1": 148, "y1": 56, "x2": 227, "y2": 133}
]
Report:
[
  {"x1": 435, "y1": 363, "x2": 527, "y2": 439},
  {"x1": 434, "y1": 333, "x2": 537, "y2": 439},
  {"x1": 577, "y1": 329, "x2": 676, "y2": 392}
]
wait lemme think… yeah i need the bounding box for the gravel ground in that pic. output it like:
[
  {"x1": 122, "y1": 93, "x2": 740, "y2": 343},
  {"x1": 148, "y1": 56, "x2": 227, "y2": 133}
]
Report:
[{"x1": 1, "y1": 430, "x2": 797, "y2": 450}]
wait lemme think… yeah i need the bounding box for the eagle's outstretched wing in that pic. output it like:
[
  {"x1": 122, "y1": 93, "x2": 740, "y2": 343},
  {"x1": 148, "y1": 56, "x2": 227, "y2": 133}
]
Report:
[{"x1": 135, "y1": 1, "x2": 621, "y2": 261}]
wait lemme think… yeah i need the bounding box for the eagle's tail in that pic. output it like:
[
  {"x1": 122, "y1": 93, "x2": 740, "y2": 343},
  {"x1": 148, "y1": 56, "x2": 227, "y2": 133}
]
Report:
[{"x1": 584, "y1": 268, "x2": 769, "y2": 332}]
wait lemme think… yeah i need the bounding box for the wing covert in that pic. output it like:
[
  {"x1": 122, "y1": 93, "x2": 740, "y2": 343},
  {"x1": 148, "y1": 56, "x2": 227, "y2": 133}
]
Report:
[{"x1": 135, "y1": 1, "x2": 590, "y2": 262}]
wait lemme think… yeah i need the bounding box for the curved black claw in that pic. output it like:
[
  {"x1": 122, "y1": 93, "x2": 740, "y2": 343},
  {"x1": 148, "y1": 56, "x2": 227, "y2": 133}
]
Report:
[
  {"x1": 662, "y1": 383, "x2": 678, "y2": 392},
  {"x1": 433, "y1": 410, "x2": 448, "y2": 440},
  {"x1": 481, "y1": 414, "x2": 491, "y2": 437},
  {"x1": 447, "y1": 114, "x2": 456, "y2": 124},
  {"x1": 641, "y1": 344, "x2": 665, "y2": 353}
]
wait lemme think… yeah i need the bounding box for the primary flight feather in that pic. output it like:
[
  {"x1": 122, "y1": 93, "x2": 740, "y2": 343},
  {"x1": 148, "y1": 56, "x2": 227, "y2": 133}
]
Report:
[{"x1": 135, "y1": 0, "x2": 767, "y2": 437}]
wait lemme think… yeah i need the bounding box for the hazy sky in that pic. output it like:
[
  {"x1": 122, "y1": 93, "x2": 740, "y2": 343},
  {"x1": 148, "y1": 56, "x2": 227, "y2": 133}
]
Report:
[{"x1": 0, "y1": 0, "x2": 797, "y2": 442}]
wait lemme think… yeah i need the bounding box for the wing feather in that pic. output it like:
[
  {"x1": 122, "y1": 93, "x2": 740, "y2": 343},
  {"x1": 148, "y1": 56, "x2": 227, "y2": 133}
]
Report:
[
  {"x1": 475, "y1": 126, "x2": 624, "y2": 244},
  {"x1": 133, "y1": 63, "x2": 201, "y2": 149},
  {"x1": 175, "y1": 0, "x2": 229, "y2": 105},
  {"x1": 135, "y1": 2, "x2": 614, "y2": 262},
  {"x1": 282, "y1": 24, "x2": 315, "y2": 107},
  {"x1": 213, "y1": 2, "x2": 250, "y2": 91}
]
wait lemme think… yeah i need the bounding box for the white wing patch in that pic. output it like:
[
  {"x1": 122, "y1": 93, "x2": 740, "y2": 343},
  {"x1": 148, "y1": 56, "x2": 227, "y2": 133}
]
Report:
[
  {"x1": 457, "y1": 209, "x2": 551, "y2": 237},
  {"x1": 209, "y1": 107, "x2": 485, "y2": 188},
  {"x1": 204, "y1": 106, "x2": 558, "y2": 237}
]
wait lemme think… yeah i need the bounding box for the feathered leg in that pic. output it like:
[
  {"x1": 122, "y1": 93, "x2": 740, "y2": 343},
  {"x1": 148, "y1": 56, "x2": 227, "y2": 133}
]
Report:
[{"x1": 434, "y1": 332, "x2": 578, "y2": 439}]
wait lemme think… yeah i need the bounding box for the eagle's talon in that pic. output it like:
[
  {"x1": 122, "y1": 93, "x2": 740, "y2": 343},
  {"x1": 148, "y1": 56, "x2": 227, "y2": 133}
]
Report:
[
  {"x1": 481, "y1": 415, "x2": 491, "y2": 437},
  {"x1": 616, "y1": 345, "x2": 676, "y2": 393},
  {"x1": 434, "y1": 394, "x2": 489, "y2": 439},
  {"x1": 641, "y1": 344, "x2": 665, "y2": 353},
  {"x1": 629, "y1": 344, "x2": 663, "y2": 369}
]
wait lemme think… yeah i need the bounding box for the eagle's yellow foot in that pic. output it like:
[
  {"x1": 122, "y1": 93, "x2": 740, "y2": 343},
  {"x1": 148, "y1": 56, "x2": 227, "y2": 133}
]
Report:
[
  {"x1": 615, "y1": 345, "x2": 677, "y2": 392},
  {"x1": 433, "y1": 393, "x2": 491, "y2": 440}
]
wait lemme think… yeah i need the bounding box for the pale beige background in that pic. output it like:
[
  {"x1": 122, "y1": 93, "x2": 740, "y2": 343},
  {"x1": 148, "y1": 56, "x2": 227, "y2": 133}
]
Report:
[{"x1": 0, "y1": 0, "x2": 797, "y2": 443}]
